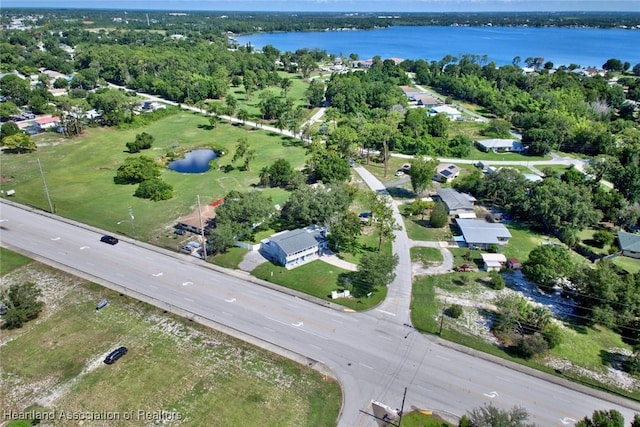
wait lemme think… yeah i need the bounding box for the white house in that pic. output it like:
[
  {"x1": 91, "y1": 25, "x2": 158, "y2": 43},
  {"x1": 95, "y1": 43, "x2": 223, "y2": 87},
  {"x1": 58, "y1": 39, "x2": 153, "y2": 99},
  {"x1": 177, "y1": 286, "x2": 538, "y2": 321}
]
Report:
[
  {"x1": 433, "y1": 163, "x2": 460, "y2": 183},
  {"x1": 261, "y1": 225, "x2": 328, "y2": 269},
  {"x1": 456, "y1": 219, "x2": 512, "y2": 249},
  {"x1": 429, "y1": 105, "x2": 462, "y2": 121},
  {"x1": 476, "y1": 139, "x2": 525, "y2": 153},
  {"x1": 434, "y1": 188, "x2": 476, "y2": 216},
  {"x1": 481, "y1": 253, "x2": 507, "y2": 271}
]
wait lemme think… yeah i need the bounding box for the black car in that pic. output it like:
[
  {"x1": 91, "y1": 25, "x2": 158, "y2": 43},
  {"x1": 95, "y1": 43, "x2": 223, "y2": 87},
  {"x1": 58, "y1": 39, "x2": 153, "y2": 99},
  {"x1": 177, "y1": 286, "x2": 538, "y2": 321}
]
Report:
[
  {"x1": 100, "y1": 235, "x2": 119, "y2": 245},
  {"x1": 104, "y1": 346, "x2": 128, "y2": 364}
]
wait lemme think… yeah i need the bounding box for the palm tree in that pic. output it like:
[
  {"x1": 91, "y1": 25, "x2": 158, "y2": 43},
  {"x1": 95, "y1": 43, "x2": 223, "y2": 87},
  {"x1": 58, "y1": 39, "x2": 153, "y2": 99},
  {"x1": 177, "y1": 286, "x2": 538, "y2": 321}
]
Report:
[
  {"x1": 259, "y1": 166, "x2": 270, "y2": 187},
  {"x1": 280, "y1": 78, "x2": 292, "y2": 97},
  {"x1": 237, "y1": 108, "x2": 249, "y2": 125},
  {"x1": 244, "y1": 148, "x2": 256, "y2": 172}
]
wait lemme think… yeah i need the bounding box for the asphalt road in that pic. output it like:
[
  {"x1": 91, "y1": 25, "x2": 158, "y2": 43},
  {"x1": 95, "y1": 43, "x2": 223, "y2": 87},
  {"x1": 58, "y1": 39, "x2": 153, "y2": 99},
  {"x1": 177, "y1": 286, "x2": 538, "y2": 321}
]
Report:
[{"x1": 3, "y1": 200, "x2": 640, "y2": 426}]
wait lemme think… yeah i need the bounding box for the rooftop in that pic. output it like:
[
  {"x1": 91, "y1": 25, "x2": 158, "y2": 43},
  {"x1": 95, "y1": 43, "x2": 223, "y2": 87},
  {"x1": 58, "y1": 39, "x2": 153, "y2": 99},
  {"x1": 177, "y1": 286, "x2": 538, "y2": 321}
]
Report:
[
  {"x1": 457, "y1": 219, "x2": 512, "y2": 245},
  {"x1": 618, "y1": 231, "x2": 640, "y2": 252},
  {"x1": 268, "y1": 225, "x2": 326, "y2": 255},
  {"x1": 436, "y1": 188, "x2": 475, "y2": 212}
]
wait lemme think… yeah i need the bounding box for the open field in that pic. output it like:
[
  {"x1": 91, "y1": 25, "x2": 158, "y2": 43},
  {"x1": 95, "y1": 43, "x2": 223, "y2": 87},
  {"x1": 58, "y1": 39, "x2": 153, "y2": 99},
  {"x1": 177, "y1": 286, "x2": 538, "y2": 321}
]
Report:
[
  {"x1": 0, "y1": 246, "x2": 32, "y2": 275},
  {"x1": 1, "y1": 257, "x2": 341, "y2": 427},
  {"x1": 0, "y1": 112, "x2": 308, "y2": 241},
  {"x1": 411, "y1": 272, "x2": 640, "y2": 401}
]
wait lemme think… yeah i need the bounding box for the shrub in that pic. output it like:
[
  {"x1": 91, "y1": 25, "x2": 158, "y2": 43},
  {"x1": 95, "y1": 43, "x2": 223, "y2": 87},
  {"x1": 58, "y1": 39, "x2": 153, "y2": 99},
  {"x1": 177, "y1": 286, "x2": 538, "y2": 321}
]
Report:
[
  {"x1": 134, "y1": 178, "x2": 174, "y2": 201},
  {"x1": 429, "y1": 201, "x2": 448, "y2": 228},
  {"x1": 447, "y1": 304, "x2": 464, "y2": 319},
  {"x1": 489, "y1": 271, "x2": 505, "y2": 290},
  {"x1": 592, "y1": 229, "x2": 614, "y2": 248},
  {"x1": 542, "y1": 323, "x2": 563, "y2": 349},
  {"x1": 514, "y1": 333, "x2": 548, "y2": 359},
  {"x1": 1, "y1": 282, "x2": 44, "y2": 329}
]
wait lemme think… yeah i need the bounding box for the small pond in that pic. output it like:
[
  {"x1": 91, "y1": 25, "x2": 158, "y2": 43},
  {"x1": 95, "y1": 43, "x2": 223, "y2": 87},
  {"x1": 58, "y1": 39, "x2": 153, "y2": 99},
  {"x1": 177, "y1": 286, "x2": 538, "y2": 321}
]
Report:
[{"x1": 168, "y1": 149, "x2": 218, "y2": 173}]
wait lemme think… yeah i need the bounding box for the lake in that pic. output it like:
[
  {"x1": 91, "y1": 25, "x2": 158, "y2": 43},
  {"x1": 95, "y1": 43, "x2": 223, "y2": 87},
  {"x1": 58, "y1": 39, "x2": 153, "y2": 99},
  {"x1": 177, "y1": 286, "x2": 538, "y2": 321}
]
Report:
[{"x1": 238, "y1": 26, "x2": 640, "y2": 67}]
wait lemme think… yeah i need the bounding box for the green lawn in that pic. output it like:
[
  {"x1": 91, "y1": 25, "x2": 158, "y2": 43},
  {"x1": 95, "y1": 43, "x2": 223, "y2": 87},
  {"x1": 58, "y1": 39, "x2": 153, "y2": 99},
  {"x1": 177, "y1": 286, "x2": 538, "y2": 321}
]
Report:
[
  {"x1": 0, "y1": 112, "x2": 308, "y2": 241},
  {"x1": 400, "y1": 207, "x2": 452, "y2": 242},
  {"x1": 2, "y1": 263, "x2": 341, "y2": 427},
  {"x1": 401, "y1": 411, "x2": 454, "y2": 427},
  {"x1": 502, "y1": 222, "x2": 561, "y2": 263},
  {"x1": 251, "y1": 260, "x2": 387, "y2": 310},
  {"x1": 411, "y1": 247, "x2": 444, "y2": 266},
  {"x1": 613, "y1": 256, "x2": 640, "y2": 274},
  {"x1": 210, "y1": 247, "x2": 248, "y2": 269},
  {"x1": 0, "y1": 247, "x2": 32, "y2": 275}
]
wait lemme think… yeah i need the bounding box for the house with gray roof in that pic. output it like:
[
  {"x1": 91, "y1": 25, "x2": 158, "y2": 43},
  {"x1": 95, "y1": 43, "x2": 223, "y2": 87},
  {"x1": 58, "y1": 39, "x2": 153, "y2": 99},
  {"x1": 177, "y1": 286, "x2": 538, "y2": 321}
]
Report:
[
  {"x1": 261, "y1": 225, "x2": 328, "y2": 268},
  {"x1": 618, "y1": 231, "x2": 640, "y2": 259},
  {"x1": 456, "y1": 219, "x2": 512, "y2": 249},
  {"x1": 434, "y1": 188, "x2": 475, "y2": 216},
  {"x1": 476, "y1": 139, "x2": 525, "y2": 153}
]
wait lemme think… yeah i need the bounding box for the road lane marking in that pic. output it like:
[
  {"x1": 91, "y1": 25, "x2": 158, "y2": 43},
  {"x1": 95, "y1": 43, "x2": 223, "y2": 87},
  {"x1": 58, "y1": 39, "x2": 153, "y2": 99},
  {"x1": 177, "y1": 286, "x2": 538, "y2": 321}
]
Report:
[
  {"x1": 225, "y1": 298, "x2": 236, "y2": 303},
  {"x1": 292, "y1": 322, "x2": 303, "y2": 327},
  {"x1": 483, "y1": 391, "x2": 499, "y2": 398},
  {"x1": 51, "y1": 237, "x2": 61, "y2": 241},
  {"x1": 378, "y1": 335, "x2": 393, "y2": 341},
  {"x1": 184, "y1": 297, "x2": 193, "y2": 302},
  {"x1": 152, "y1": 272, "x2": 163, "y2": 277},
  {"x1": 359, "y1": 363, "x2": 373, "y2": 370},
  {"x1": 560, "y1": 417, "x2": 576, "y2": 425},
  {"x1": 376, "y1": 309, "x2": 396, "y2": 316},
  {"x1": 80, "y1": 246, "x2": 89, "y2": 250},
  {"x1": 263, "y1": 327, "x2": 275, "y2": 332},
  {"x1": 310, "y1": 344, "x2": 322, "y2": 350},
  {"x1": 182, "y1": 281, "x2": 193, "y2": 286}
]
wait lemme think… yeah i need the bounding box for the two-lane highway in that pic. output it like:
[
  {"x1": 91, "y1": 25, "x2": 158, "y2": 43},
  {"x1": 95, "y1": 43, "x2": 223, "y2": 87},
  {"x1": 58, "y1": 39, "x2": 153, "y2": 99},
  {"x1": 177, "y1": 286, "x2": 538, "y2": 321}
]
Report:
[{"x1": 2, "y1": 200, "x2": 639, "y2": 426}]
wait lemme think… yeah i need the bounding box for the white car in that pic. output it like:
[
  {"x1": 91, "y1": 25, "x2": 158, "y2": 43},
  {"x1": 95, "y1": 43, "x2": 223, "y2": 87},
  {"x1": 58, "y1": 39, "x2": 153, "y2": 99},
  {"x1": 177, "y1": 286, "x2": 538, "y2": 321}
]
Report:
[{"x1": 395, "y1": 171, "x2": 405, "y2": 177}]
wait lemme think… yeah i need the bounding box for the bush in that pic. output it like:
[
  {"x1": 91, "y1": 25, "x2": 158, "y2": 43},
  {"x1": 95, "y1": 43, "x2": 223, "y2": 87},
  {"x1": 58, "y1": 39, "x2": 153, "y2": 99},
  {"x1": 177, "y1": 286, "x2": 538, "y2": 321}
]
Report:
[
  {"x1": 1, "y1": 282, "x2": 44, "y2": 329},
  {"x1": 542, "y1": 323, "x2": 562, "y2": 349},
  {"x1": 592, "y1": 229, "x2": 614, "y2": 248},
  {"x1": 447, "y1": 304, "x2": 464, "y2": 319},
  {"x1": 429, "y1": 201, "x2": 448, "y2": 228},
  {"x1": 514, "y1": 333, "x2": 548, "y2": 359},
  {"x1": 489, "y1": 271, "x2": 505, "y2": 290},
  {"x1": 134, "y1": 178, "x2": 174, "y2": 201}
]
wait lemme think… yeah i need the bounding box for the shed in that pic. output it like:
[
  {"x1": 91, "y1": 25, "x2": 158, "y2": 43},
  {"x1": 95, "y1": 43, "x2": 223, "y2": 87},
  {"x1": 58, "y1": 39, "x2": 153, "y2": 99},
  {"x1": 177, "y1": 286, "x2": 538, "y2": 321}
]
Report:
[
  {"x1": 481, "y1": 253, "x2": 507, "y2": 271},
  {"x1": 507, "y1": 258, "x2": 522, "y2": 269}
]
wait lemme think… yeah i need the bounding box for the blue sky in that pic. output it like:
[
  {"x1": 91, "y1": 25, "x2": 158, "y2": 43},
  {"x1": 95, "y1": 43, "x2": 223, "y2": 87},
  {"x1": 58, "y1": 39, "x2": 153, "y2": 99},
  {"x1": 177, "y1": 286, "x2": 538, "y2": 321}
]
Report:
[{"x1": 3, "y1": 0, "x2": 639, "y2": 12}]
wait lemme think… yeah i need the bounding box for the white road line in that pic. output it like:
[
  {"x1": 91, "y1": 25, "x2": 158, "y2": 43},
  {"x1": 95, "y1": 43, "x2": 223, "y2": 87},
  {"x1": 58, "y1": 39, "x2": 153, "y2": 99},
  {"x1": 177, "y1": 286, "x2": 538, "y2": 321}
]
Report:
[
  {"x1": 310, "y1": 344, "x2": 322, "y2": 351},
  {"x1": 184, "y1": 297, "x2": 194, "y2": 302},
  {"x1": 360, "y1": 363, "x2": 373, "y2": 370},
  {"x1": 376, "y1": 309, "x2": 396, "y2": 316},
  {"x1": 378, "y1": 335, "x2": 393, "y2": 341}
]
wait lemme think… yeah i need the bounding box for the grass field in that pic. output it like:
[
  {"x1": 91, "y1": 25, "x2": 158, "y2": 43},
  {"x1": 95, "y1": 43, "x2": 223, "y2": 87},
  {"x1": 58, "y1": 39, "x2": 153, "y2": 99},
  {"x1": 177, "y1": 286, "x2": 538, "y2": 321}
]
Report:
[
  {"x1": 0, "y1": 112, "x2": 308, "y2": 241},
  {"x1": 411, "y1": 247, "x2": 444, "y2": 266},
  {"x1": 0, "y1": 247, "x2": 32, "y2": 275},
  {"x1": 210, "y1": 247, "x2": 248, "y2": 269},
  {"x1": 251, "y1": 260, "x2": 387, "y2": 310},
  {"x1": 1, "y1": 259, "x2": 341, "y2": 427},
  {"x1": 613, "y1": 256, "x2": 640, "y2": 274}
]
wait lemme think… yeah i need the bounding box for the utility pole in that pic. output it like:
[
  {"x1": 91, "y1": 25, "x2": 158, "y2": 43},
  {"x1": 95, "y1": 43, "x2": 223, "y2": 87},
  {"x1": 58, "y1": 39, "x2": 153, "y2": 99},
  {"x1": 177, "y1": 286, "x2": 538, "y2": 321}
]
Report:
[
  {"x1": 197, "y1": 195, "x2": 207, "y2": 260},
  {"x1": 439, "y1": 299, "x2": 446, "y2": 336},
  {"x1": 37, "y1": 158, "x2": 54, "y2": 213}
]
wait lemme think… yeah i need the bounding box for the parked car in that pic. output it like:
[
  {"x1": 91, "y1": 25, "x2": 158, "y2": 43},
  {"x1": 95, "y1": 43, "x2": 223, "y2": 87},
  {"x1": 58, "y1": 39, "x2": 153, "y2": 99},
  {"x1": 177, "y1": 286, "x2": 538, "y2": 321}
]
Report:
[
  {"x1": 395, "y1": 170, "x2": 405, "y2": 177},
  {"x1": 22, "y1": 112, "x2": 35, "y2": 119},
  {"x1": 104, "y1": 346, "x2": 128, "y2": 364},
  {"x1": 100, "y1": 235, "x2": 119, "y2": 245}
]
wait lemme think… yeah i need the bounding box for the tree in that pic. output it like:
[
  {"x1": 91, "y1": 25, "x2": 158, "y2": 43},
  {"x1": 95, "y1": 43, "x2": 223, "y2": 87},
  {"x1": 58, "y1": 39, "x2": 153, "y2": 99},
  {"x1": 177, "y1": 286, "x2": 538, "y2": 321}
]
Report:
[
  {"x1": 225, "y1": 95, "x2": 238, "y2": 116},
  {"x1": 429, "y1": 201, "x2": 449, "y2": 228},
  {"x1": 522, "y1": 244, "x2": 574, "y2": 290},
  {"x1": 268, "y1": 158, "x2": 295, "y2": 187},
  {"x1": 208, "y1": 222, "x2": 237, "y2": 254},
  {"x1": 602, "y1": 58, "x2": 624, "y2": 72},
  {"x1": 464, "y1": 404, "x2": 535, "y2": 427},
  {"x1": 134, "y1": 178, "x2": 173, "y2": 201},
  {"x1": 214, "y1": 191, "x2": 274, "y2": 242},
  {"x1": 328, "y1": 211, "x2": 362, "y2": 253},
  {"x1": 313, "y1": 152, "x2": 351, "y2": 184},
  {"x1": 232, "y1": 137, "x2": 249, "y2": 164},
  {"x1": 306, "y1": 79, "x2": 325, "y2": 107},
  {"x1": 576, "y1": 409, "x2": 625, "y2": 427},
  {"x1": 2, "y1": 133, "x2": 36, "y2": 153},
  {"x1": 1, "y1": 282, "x2": 44, "y2": 329},
  {"x1": 409, "y1": 157, "x2": 438, "y2": 197},
  {"x1": 354, "y1": 252, "x2": 398, "y2": 297},
  {"x1": 633, "y1": 63, "x2": 640, "y2": 77},
  {"x1": 115, "y1": 155, "x2": 161, "y2": 184},
  {"x1": 368, "y1": 192, "x2": 400, "y2": 251},
  {"x1": 281, "y1": 185, "x2": 354, "y2": 228},
  {"x1": 244, "y1": 148, "x2": 256, "y2": 172},
  {"x1": 0, "y1": 121, "x2": 20, "y2": 141},
  {"x1": 237, "y1": 108, "x2": 249, "y2": 125},
  {"x1": 279, "y1": 77, "x2": 292, "y2": 97}
]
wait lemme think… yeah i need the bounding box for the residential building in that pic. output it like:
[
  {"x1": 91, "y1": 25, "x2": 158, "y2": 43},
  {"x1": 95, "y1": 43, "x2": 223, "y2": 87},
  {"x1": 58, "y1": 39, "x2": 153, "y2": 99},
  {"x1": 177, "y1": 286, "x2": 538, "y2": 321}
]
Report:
[
  {"x1": 429, "y1": 105, "x2": 462, "y2": 121},
  {"x1": 399, "y1": 85, "x2": 420, "y2": 101},
  {"x1": 35, "y1": 116, "x2": 61, "y2": 130},
  {"x1": 456, "y1": 218, "x2": 512, "y2": 249},
  {"x1": 481, "y1": 253, "x2": 507, "y2": 271},
  {"x1": 618, "y1": 231, "x2": 640, "y2": 259},
  {"x1": 476, "y1": 139, "x2": 525, "y2": 153},
  {"x1": 434, "y1": 188, "x2": 475, "y2": 216},
  {"x1": 261, "y1": 225, "x2": 328, "y2": 268},
  {"x1": 433, "y1": 163, "x2": 460, "y2": 183},
  {"x1": 415, "y1": 95, "x2": 440, "y2": 107}
]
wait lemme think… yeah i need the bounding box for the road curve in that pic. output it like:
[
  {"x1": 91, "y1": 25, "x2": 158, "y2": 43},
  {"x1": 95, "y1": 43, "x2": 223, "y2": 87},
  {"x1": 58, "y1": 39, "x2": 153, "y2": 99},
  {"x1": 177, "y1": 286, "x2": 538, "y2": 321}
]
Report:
[{"x1": 2, "y1": 200, "x2": 639, "y2": 426}]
